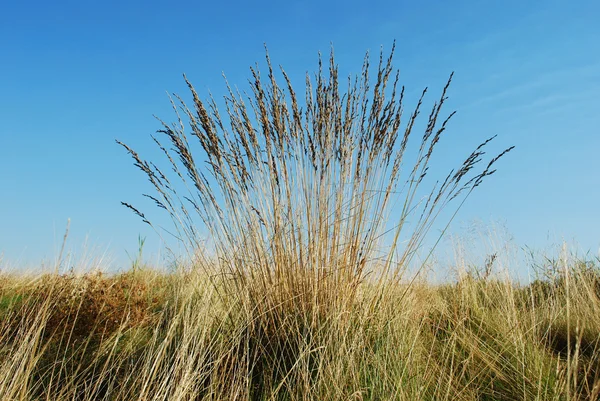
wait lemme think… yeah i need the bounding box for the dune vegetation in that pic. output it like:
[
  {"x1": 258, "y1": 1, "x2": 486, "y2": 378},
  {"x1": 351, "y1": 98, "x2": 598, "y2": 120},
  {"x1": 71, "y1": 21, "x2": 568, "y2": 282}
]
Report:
[{"x1": 1, "y1": 45, "x2": 598, "y2": 400}]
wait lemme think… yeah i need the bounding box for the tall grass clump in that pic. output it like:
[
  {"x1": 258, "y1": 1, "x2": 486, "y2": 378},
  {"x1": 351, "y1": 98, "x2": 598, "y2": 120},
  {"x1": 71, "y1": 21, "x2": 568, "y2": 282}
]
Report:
[{"x1": 116, "y1": 43, "x2": 513, "y2": 399}]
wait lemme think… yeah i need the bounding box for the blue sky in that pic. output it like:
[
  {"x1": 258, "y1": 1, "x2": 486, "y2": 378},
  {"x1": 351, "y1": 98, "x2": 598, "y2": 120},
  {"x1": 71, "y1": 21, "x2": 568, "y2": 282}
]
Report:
[{"x1": 1, "y1": 0, "x2": 599, "y2": 271}]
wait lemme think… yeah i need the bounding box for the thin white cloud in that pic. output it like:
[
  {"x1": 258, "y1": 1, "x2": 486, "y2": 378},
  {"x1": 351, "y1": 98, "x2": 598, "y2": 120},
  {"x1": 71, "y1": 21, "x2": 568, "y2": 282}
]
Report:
[{"x1": 459, "y1": 61, "x2": 600, "y2": 111}]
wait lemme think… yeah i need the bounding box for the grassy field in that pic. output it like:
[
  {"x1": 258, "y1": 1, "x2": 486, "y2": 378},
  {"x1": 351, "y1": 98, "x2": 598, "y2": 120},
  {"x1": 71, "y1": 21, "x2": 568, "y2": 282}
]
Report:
[
  {"x1": 1, "y1": 256, "x2": 599, "y2": 400},
  {"x1": 3, "y1": 45, "x2": 597, "y2": 400}
]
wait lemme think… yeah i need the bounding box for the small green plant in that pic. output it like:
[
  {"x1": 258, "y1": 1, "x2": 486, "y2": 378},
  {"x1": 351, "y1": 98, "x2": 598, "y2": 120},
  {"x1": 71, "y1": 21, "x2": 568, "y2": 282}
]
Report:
[{"x1": 125, "y1": 235, "x2": 146, "y2": 273}]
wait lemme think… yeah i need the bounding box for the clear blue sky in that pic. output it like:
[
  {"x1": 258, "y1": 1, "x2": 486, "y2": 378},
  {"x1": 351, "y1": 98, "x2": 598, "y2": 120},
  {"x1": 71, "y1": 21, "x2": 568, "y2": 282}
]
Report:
[{"x1": 1, "y1": 0, "x2": 599, "y2": 271}]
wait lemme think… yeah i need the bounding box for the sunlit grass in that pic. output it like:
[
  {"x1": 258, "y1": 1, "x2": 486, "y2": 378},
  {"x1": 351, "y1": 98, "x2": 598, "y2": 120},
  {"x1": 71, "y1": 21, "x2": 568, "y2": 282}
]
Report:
[
  {"x1": 8, "y1": 43, "x2": 593, "y2": 400},
  {"x1": 0, "y1": 255, "x2": 599, "y2": 400}
]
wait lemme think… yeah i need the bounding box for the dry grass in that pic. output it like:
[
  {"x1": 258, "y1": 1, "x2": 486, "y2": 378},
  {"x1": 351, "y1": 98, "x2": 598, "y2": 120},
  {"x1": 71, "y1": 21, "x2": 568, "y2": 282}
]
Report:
[
  {"x1": 114, "y1": 43, "x2": 513, "y2": 396},
  {"x1": 1, "y1": 257, "x2": 599, "y2": 400},
  {"x1": 11, "y1": 43, "x2": 594, "y2": 400}
]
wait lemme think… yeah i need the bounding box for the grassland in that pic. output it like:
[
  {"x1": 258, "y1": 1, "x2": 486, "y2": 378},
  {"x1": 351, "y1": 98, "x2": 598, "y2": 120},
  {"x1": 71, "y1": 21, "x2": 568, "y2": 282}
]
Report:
[
  {"x1": 3, "y1": 44, "x2": 597, "y2": 400},
  {"x1": 1, "y1": 255, "x2": 599, "y2": 400}
]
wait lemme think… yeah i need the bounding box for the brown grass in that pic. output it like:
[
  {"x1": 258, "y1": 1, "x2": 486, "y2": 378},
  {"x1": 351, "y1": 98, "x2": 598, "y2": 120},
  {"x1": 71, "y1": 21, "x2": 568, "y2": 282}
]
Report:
[
  {"x1": 1, "y1": 256, "x2": 599, "y2": 400},
  {"x1": 5, "y1": 43, "x2": 575, "y2": 400},
  {"x1": 114, "y1": 43, "x2": 513, "y2": 398}
]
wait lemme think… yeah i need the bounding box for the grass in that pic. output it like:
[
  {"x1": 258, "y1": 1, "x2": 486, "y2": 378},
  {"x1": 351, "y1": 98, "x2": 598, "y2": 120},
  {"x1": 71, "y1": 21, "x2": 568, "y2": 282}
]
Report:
[
  {"x1": 5, "y1": 43, "x2": 596, "y2": 399},
  {"x1": 1, "y1": 257, "x2": 599, "y2": 400}
]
